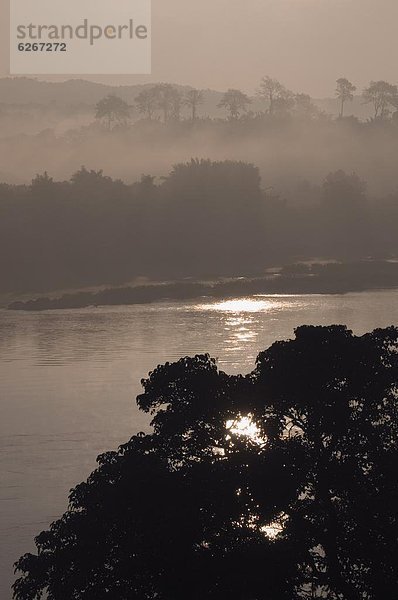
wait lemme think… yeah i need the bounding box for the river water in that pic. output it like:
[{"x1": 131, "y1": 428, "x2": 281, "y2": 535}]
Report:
[{"x1": 1, "y1": 291, "x2": 398, "y2": 597}]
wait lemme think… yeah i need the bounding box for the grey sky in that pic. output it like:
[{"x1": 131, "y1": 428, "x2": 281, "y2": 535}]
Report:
[{"x1": 1, "y1": 0, "x2": 397, "y2": 96}]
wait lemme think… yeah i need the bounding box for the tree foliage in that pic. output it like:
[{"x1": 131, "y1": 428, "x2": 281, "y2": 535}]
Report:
[
  {"x1": 217, "y1": 89, "x2": 252, "y2": 119},
  {"x1": 134, "y1": 88, "x2": 158, "y2": 120},
  {"x1": 95, "y1": 95, "x2": 131, "y2": 130},
  {"x1": 257, "y1": 77, "x2": 294, "y2": 115},
  {"x1": 184, "y1": 89, "x2": 204, "y2": 120},
  {"x1": 362, "y1": 81, "x2": 398, "y2": 120},
  {"x1": 336, "y1": 78, "x2": 357, "y2": 118},
  {"x1": 13, "y1": 325, "x2": 398, "y2": 600},
  {"x1": 4, "y1": 158, "x2": 398, "y2": 295},
  {"x1": 151, "y1": 84, "x2": 183, "y2": 122}
]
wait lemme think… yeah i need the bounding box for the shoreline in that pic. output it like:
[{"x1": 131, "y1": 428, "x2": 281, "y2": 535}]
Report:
[{"x1": 8, "y1": 262, "x2": 398, "y2": 311}]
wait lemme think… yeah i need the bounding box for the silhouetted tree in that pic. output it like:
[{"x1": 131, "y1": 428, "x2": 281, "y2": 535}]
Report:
[
  {"x1": 134, "y1": 88, "x2": 158, "y2": 120},
  {"x1": 159, "y1": 158, "x2": 266, "y2": 274},
  {"x1": 95, "y1": 95, "x2": 131, "y2": 130},
  {"x1": 31, "y1": 171, "x2": 54, "y2": 190},
  {"x1": 257, "y1": 77, "x2": 292, "y2": 115},
  {"x1": 151, "y1": 84, "x2": 182, "y2": 122},
  {"x1": 217, "y1": 89, "x2": 251, "y2": 119},
  {"x1": 362, "y1": 81, "x2": 398, "y2": 119},
  {"x1": 170, "y1": 89, "x2": 183, "y2": 121},
  {"x1": 13, "y1": 326, "x2": 398, "y2": 600},
  {"x1": 70, "y1": 166, "x2": 115, "y2": 188},
  {"x1": 252, "y1": 325, "x2": 398, "y2": 600},
  {"x1": 336, "y1": 78, "x2": 356, "y2": 117},
  {"x1": 184, "y1": 89, "x2": 204, "y2": 120}
]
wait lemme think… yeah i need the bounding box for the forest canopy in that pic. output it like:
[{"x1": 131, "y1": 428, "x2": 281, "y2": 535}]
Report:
[{"x1": 1, "y1": 159, "x2": 398, "y2": 295}]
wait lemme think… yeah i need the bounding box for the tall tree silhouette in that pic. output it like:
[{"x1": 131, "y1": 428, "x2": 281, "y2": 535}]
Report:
[
  {"x1": 152, "y1": 84, "x2": 182, "y2": 122},
  {"x1": 257, "y1": 77, "x2": 292, "y2": 115},
  {"x1": 134, "y1": 87, "x2": 158, "y2": 120},
  {"x1": 184, "y1": 89, "x2": 204, "y2": 120},
  {"x1": 13, "y1": 326, "x2": 398, "y2": 600},
  {"x1": 336, "y1": 78, "x2": 356, "y2": 117}
]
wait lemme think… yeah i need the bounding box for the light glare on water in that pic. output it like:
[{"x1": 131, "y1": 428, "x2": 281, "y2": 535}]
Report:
[{"x1": 199, "y1": 298, "x2": 278, "y2": 313}]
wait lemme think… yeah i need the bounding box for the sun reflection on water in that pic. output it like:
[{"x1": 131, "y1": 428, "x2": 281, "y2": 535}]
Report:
[
  {"x1": 194, "y1": 297, "x2": 282, "y2": 370},
  {"x1": 193, "y1": 296, "x2": 287, "y2": 372},
  {"x1": 200, "y1": 298, "x2": 277, "y2": 313}
]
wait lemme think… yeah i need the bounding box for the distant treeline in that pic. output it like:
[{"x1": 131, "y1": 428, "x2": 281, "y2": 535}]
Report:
[
  {"x1": 3, "y1": 98, "x2": 398, "y2": 196},
  {"x1": 1, "y1": 159, "x2": 398, "y2": 295},
  {"x1": 95, "y1": 77, "x2": 398, "y2": 125}
]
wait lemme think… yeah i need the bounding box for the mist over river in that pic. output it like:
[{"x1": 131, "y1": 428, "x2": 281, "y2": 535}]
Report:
[{"x1": 1, "y1": 290, "x2": 398, "y2": 597}]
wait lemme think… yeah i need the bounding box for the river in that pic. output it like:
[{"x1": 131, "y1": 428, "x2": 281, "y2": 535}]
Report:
[{"x1": 1, "y1": 290, "x2": 398, "y2": 597}]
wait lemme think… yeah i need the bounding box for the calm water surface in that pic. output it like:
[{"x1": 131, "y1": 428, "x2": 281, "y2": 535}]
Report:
[{"x1": 1, "y1": 290, "x2": 398, "y2": 597}]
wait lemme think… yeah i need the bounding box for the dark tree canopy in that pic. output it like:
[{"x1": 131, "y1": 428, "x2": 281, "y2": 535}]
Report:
[
  {"x1": 13, "y1": 325, "x2": 398, "y2": 599},
  {"x1": 2, "y1": 159, "x2": 398, "y2": 296}
]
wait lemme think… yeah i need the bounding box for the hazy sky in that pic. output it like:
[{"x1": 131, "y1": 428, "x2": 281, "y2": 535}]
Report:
[{"x1": 2, "y1": 0, "x2": 398, "y2": 96}]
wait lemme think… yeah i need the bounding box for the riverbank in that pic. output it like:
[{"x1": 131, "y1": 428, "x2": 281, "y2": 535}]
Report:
[{"x1": 8, "y1": 261, "x2": 398, "y2": 311}]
